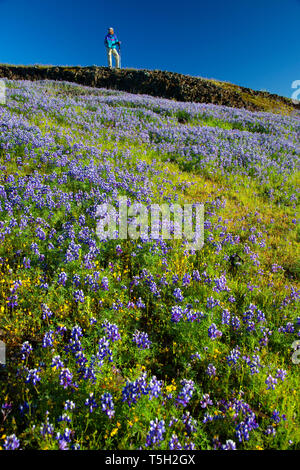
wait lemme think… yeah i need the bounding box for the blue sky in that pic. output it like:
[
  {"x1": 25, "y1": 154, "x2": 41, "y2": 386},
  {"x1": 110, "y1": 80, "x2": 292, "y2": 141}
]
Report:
[{"x1": 0, "y1": 0, "x2": 299, "y2": 97}]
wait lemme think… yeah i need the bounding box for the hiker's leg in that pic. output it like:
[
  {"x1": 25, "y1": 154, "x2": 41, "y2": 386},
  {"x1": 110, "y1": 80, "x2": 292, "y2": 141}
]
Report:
[
  {"x1": 107, "y1": 48, "x2": 112, "y2": 68},
  {"x1": 112, "y1": 48, "x2": 120, "y2": 68}
]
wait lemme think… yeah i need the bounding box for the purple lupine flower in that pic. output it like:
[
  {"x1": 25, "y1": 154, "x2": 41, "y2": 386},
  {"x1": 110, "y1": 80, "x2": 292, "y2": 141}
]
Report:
[
  {"x1": 71, "y1": 325, "x2": 83, "y2": 341},
  {"x1": 3, "y1": 434, "x2": 20, "y2": 450},
  {"x1": 41, "y1": 303, "x2": 53, "y2": 319},
  {"x1": 2, "y1": 402, "x2": 12, "y2": 417},
  {"x1": 72, "y1": 274, "x2": 81, "y2": 287},
  {"x1": 226, "y1": 346, "x2": 241, "y2": 366},
  {"x1": 206, "y1": 296, "x2": 220, "y2": 309},
  {"x1": 145, "y1": 418, "x2": 166, "y2": 448},
  {"x1": 97, "y1": 336, "x2": 113, "y2": 363},
  {"x1": 256, "y1": 309, "x2": 266, "y2": 323},
  {"x1": 42, "y1": 330, "x2": 54, "y2": 348},
  {"x1": 20, "y1": 341, "x2": 33, "y2": 360},
  {"x1": 65, "y1": 335, "x2": 83, "y2": 355},
  {"x1": 122, "y1": 372, "x2": 149, "y2": 407},
  {"x1": 55, "y1": 428, "x2": 72, "y2": 450},
  {"x1": 275, "y1": 369, "x2": 287, "y2": 381},
  {"x1": 58, "y1": 271, "x2": 67, "y2": 286},
  {"x1": 171, "y1": 305, "x2": 184, "y2": 323},
  {"x1": 184, "y1": 308, "x2": 205, "y2": 323},
  {"x1": 175, "y1": 379, "x2": 195, "y2": 407},
  {"x1": 221, "y1": 309, "x2": 231, "y2": 325},
  {"x1": 51, "y1": 355, "x2": 64, "y2": 369},
  {"x1": 231, "y1": 315, "x2": 241, "y2": 330},
  {"x1": 264, "y1": 425, "x2": 276, "y2": 436},
  {"x1": 168, "y1": 416, "x2": 179, "y2": 427},
  {"x1": 192, "y1": 269, "x2": 201, "y2": 281},
  {"x1": 183, "y1": 440, "x2": 196, "y2": 450},
  {"x1": 30, "y1": 242, "x2": 40, "y2": 255},
  {"x1": 78, "y1": 215, "x2": 85, "y2": 226},
  {"x1": 182, "y1": 273, "x2": 191, "y2": 287},
  {"x1": 100, "y1": 393, "x2": 115, "y2": 418},
  {"x1": 59, "y1": 368, "x2": 73, "y2": 389},
  {"x1": 26, "y1": 368, "x2": 41, "y2": 385},
  {"x1": 243, "y1": 354, "x2": 263, "y2": 375},
  {"x1": 116, "y1": 244, "x2": 123, "y2": 255},
  {"x1": 221, "y1": 439, "x2": 236, "y2": 450},
  {"x1": 200, "y1": 393, "x2": 213, "y2": 408},
  {"x1": 102, "y1": 320, "x2": 121, "y2": 342},
  {"x1": 203, "y1": 412, "x2": 214, "y2": 423},
  {"x1": 36, "y1": 227, "x2": 46, "y2": 241},
  {"x1": 173, "y1": 287, "x2": 184, "y2": 302},
  {"x1": 182, "y1": 412, "x2": 197, "y2": 434},
  {"x1": 169, "y1": 433, "x2": 182, "y2": 450},
  {"x1": 271, "y1": 410, "x2": 286, "y2": 423},
  {"x1": 56, "y1": 325, "x2": 67, "y2": 336},
  {"x1": 265, "y1": 375, "x2": 278, "y2": 390},
  {"x1": 235, "y1": 412, "x2": 259, "y2": 442},
  {"x1": 136, "y1": 297, "x2": 146, "y2": 308},
  {"x1": 73, "y1": 289, "x2": 85, "y2": 303},
  {"x1": 85, "y1": 393, "x2": 98, "y2": 413},
  {"x1": 148, "y1": 376, "x2": 163, "y2": 400},
  {"x1": 206, "y1": 363, "x2": 216, "y2": 377},
  {"x1": 40, "y1": 415, "x2": 54, "y2": 437},
  {"x1": 149, "y1": 280, "x2": 160, "y2": 296},
  {"x1": 101, "y1": 277, "x2": 109, "y2": 290},
  {"x1": 132, "y1": 330, "x2": 151, "y2": 349},
  {"x1": 7, "y1": 293, "x2": 18, "y2": 308},
  {"x1": 190, "y1": 352, "x2": 201, "y2": 361},
  {"x1": 19, "y1": 401, "x2": 29, "y2": 416},
  {"x1": 208, "y1": 323, "x2": 222, "y2": 340},
  {"x1": 64, "y1": 400, "x2": 76, "y2": 411},
  {"x1": 213, "y1": 274, "x2": 230, "y2": 293},
  {"x1": 58, "y1": 413, "x2": 72, "y2": 423},
  {"x1": 22, "y1": 257, "x2": 31, "y2": 269}
]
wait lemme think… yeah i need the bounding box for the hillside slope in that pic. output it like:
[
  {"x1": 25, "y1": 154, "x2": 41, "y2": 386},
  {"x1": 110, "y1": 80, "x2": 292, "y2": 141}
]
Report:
[{"x1": 0, "y1": 64, "x2": 299, "y2": 115}]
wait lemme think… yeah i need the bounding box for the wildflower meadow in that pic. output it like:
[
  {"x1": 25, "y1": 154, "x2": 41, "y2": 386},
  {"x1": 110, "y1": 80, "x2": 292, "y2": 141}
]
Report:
[{"x1": 0, "y1": 79, "x2": 299, "y2": 450}]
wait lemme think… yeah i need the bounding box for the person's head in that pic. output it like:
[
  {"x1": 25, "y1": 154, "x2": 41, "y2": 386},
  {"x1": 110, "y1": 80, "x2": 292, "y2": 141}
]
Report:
[{"x1": 108, "y1": 27, "x2": 114, "y2": 35}]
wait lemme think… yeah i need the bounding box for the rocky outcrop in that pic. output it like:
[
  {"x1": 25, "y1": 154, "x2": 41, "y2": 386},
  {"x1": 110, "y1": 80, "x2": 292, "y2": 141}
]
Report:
[{"x1": 0, "y1": 64, "x2": 298, "y2": 114}]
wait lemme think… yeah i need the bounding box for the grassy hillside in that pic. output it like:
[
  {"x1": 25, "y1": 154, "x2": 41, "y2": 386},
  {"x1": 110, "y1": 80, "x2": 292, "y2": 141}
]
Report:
[{"x1": 0, "y1": 79, "x2": 299, "y2": 450}]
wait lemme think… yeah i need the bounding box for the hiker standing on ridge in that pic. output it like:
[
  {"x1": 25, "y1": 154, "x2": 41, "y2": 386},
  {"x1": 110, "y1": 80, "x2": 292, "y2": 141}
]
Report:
[{"x1": 104, "y1": 27, "x2": 121, "y2": 69}]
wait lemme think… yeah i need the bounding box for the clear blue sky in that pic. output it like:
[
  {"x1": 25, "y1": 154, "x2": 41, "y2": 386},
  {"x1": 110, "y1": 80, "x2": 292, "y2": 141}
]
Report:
[{"x1": 0, "y1": 0, "x2": 299, "y2": 97}]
